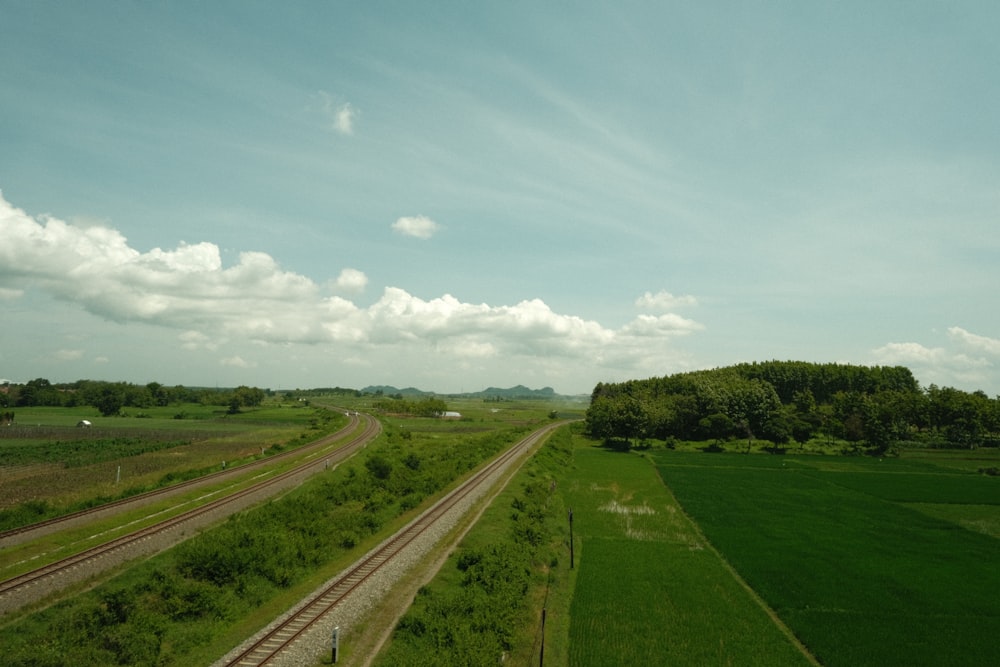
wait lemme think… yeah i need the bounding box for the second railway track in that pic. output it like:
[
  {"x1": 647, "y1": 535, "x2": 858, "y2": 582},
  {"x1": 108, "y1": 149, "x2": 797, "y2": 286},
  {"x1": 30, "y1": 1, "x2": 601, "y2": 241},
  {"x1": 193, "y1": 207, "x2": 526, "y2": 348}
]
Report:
[
  {"x1": 0, "y1": 413, "x2": 382, "y2": 617},
  {"x1": 0, "y1": 411, "x2": 364, "y2": 549}
]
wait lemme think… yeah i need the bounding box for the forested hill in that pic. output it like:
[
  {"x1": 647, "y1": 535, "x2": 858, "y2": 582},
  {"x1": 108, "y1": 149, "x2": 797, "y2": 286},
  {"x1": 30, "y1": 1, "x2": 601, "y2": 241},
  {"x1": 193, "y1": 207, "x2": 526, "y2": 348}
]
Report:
[{"x1": 586, "y1": 361, "x2": 1000, "y2": 453}]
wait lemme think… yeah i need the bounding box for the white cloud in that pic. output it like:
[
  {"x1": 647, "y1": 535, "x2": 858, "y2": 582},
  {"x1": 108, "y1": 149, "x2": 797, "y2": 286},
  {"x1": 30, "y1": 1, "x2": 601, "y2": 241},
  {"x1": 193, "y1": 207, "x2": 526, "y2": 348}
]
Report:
[
  {"x1": 872, "y1": 329, "x2": 998, "y2": 391},
  {"x1": 55, "y1": 349, "x2": 84, "y2": 361},
  {"x1": 179, "y1": 330, "x2": 219, "y2": 351},
  {"x1": 392, "y1": 215, "x2": 440, "y2": 239},
  {"x1": 220, "y1": 355, "x2": 255, "y2": 368},
  {"x1": 333, "y1": 103, "x2": 357, "y2": 135},
  {"x1": 332, "y1": 268, "x2": 368, "y2": 293},
  {"x1": 314, "y1": 91, "x2": 358, "y2": 135},
  {"x1": 635, "y1": 290, "x2": 697, "y2": 311},
  {"x1": 620, "y1": 313, "x2": 704, "y2": 337},
  {"x1": 0, "y1": 192, "x2": 706, "y2": 388},
  {"x1": 872, "y1": 341, "x2": 947, "y2": 365},
  {"x1": 948, "y1": 326, "x2": 1000, "y2": 356}
]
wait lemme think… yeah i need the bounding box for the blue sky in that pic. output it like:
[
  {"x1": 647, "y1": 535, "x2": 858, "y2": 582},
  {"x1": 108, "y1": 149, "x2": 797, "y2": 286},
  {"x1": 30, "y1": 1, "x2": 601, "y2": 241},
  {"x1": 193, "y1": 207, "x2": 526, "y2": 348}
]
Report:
[{"x1": 2, "y1": 1, "x2": 998, "y2": 395}]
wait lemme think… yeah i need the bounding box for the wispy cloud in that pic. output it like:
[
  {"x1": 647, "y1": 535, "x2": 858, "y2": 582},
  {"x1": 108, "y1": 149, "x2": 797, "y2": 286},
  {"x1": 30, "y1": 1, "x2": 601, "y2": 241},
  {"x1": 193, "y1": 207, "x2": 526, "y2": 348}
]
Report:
[
  {"x1": 392, "y1": 215, "x2": 441, "y2": 239},
  {"x1": 220, "y1": 355, "x2": 255, "y2": 368},
  {"x1": 313, "y1": 91, "x2": 358, "y2": 135},
  {"x1": 635, "y1": 290, "x2": 698, "y2": 312}
]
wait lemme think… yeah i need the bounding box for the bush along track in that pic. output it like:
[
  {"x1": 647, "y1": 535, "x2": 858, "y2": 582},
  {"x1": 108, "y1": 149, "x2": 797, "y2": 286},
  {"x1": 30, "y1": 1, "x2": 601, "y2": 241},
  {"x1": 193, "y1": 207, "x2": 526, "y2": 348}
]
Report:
[
  {"x1": 0, "y1": 426, "x2": 522, "y2": 667},
  {"x1": 375, "y1": 424, "x2": 575, "y2": 666}
]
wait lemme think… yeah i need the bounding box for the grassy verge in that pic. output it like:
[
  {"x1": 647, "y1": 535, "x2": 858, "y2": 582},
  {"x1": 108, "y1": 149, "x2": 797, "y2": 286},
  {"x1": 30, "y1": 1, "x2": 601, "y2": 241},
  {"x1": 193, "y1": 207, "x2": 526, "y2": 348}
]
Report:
[
  {"x1": 372, "y1": 424, "x2": 575, "y2": 666},
  {"x1": 0, "y1": 417, "x2": 528, "y2": 666},
  {"x1": 372, "y1": 425, "x2": 812, "y2": 666}
]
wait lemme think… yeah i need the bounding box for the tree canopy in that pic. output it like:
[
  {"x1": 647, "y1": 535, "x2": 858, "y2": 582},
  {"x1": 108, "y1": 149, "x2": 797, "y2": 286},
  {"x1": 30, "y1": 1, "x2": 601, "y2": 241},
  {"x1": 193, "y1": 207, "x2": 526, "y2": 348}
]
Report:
[
  {"x1": 586, "y1": 361, "x2": 1000, "y2": 453},
  {"x1": 1, "y1": 379, "x2": 270, "y2": 415}
]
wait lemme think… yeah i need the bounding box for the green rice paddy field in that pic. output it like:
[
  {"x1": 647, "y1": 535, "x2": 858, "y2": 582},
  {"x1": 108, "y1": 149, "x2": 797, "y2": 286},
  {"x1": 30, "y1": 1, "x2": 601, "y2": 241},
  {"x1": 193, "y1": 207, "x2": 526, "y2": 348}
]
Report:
[
  {"x1": 653, "y1": 452, "x2": 1000, "y2": 666},
  {"x1": 562, "y1": 448, "x2": 812, "y2": 666}
]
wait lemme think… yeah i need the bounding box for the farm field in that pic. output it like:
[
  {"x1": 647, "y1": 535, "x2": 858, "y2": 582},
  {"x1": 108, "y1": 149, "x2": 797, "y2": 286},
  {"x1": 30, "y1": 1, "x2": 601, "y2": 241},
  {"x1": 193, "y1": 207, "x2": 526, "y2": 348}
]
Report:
[
  {"x1": 0, "y1": 402, "x2": 342, "y2": 530},
  {"x1": 562, "y1": 445, "x2": 811, "y2": 666},
  {"x1": 655, "y1": 451, "x2": 1000, "y2": 666},
  {"x1": 0, "y1": 402, "x2": 543, "y2": 666}
]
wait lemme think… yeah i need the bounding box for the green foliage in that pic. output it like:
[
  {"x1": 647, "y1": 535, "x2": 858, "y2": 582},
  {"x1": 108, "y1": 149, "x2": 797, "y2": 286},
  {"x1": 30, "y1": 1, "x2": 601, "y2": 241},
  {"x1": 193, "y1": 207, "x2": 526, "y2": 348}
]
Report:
[
  {"x1": 0, "y1": 421, "x2": 523, "y2": 666},
  {"x1": 587, "y1": 361, "x2": 1000, "y2": 453},
  {"x1": 374, "y1": 396, "x2": 449, "y2": 417},
  {"x1": 377, "y1": 426, "x2": 575, "y2": 667}
]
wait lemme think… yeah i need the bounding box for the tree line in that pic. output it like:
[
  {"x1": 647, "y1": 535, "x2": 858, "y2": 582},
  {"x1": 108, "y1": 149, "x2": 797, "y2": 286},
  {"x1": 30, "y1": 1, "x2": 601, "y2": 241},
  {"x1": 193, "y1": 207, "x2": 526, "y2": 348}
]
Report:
[
  {"x1": 1, "y1": 378, "x2": 268, "y2": 416},
  {"x1": 586, "y1": 361, "x2": 1000, "y2": 454}
]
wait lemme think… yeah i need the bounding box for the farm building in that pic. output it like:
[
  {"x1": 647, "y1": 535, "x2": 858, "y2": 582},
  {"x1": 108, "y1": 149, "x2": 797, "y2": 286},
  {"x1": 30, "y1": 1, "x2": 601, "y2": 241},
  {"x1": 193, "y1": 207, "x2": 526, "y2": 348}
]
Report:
[
  {"x1": 439, "y1": 411, "x2": 462, "y2": 419},
  {"x1": 76, "y1": 419, "x2": 92, "y2": 428}
]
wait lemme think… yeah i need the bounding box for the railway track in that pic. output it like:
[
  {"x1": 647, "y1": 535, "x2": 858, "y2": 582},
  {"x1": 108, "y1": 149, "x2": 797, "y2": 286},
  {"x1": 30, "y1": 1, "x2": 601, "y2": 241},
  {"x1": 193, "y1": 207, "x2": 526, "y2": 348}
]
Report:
[
  {"x1": 0, "y1": 411, "x2": 362, "y2": 548},
  {"x1": 0, "y1": 414, "x2": 382, "y2": 616},
  {"x1": 223, "y1": 420, "x2": 563, "y2": 667}
]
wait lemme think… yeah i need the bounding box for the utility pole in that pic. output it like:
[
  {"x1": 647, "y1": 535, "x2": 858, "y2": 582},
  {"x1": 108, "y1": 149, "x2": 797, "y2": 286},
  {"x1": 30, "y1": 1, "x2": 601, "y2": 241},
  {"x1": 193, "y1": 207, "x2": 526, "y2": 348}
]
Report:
[{"x1": 568, "y1": 508, "x2": 574, "y2": 569}]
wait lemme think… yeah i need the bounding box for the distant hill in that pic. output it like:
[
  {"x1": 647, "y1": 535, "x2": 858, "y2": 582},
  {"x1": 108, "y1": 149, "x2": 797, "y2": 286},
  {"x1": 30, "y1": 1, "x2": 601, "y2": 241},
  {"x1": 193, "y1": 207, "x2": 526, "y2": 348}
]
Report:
[
  {"x1": 361, "y1": 384, "x2": 557, "y2": 399},
  {"x1": 465, "y1": 385, "x2": 556, "y2": 399},
  {"x1": 361, "y1": 385, "x2": 429, "y2": 397}
]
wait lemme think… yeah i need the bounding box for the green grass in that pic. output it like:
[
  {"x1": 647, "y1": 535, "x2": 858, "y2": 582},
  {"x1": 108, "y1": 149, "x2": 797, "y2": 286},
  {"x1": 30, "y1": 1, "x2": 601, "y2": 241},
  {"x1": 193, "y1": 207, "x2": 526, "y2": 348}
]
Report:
[
  {"x1": 0, "y1": 415, "x2": 528, "y2": 667},
  {"x1": 0, "y1": 403, "x2": 344, "y2": 520},
  {"x1": 564, "y1": 446, "x2": 811, "y2": 666},
  {"x1": 373, "y1": 423, "x2": 574, "y2": 667},
  {"x1": 655, "y1": 452, "x2": 1000, "y2": 666}
]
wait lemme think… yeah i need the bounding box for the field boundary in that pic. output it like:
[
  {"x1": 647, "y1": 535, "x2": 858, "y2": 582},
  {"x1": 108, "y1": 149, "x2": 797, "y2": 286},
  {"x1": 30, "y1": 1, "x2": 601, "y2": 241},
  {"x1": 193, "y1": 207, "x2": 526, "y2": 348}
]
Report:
[{"x1": 648, "y1": 455, "x2": 821, "y2": 666}]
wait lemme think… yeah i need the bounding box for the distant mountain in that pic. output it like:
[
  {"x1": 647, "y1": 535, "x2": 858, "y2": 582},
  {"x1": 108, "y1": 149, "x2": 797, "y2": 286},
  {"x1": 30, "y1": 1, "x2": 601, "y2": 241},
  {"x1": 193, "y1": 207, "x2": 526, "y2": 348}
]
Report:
[
  {"x1": 361, "y1": 384, "x2": 558, "y2": 399},
  {"x1": 361, "y1": 385, "x2": 430, "y2": 397},
  {"x1": 469, "y1": 385, "x2": 556, "y2": 399}
]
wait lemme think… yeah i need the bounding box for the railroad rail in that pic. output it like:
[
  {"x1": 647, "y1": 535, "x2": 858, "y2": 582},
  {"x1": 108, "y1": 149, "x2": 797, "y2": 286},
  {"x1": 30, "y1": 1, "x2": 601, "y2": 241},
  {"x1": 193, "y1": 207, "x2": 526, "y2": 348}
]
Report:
[
  {"x1": 224, "y1": 420, "x2": 563, "y2": 667},
  {"x1": 0, "y1": 414, "x2": 381, "y2": 616},
  {"x1": 0, "y1": 411, "x2": 360, "y2": 548}
]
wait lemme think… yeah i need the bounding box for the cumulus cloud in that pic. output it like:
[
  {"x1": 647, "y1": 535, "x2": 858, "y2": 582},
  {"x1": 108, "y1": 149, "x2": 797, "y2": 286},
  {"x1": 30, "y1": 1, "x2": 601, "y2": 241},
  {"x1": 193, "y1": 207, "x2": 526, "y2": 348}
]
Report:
[
  {"x1": 949, "y1": 326, "x2": 1000, "y2": 356},
  {"x1": 872, "y1": 328, "x2": 998, "y2": 391},
  {"x1": 392, "y1": 215, "x2": 440, "y2": 239},
  {"x1": 332, "y1": 268, "x2": 368, "y2": 293},
  {"x1": 635, "y1": 290, "x2": 697, "y2": 311},
  {"x1": 872, "y1": 341, "x2": 948, "y2": 365},
  {"x1": 0, "y1": 193, "x2": 704, "y2": 385}
]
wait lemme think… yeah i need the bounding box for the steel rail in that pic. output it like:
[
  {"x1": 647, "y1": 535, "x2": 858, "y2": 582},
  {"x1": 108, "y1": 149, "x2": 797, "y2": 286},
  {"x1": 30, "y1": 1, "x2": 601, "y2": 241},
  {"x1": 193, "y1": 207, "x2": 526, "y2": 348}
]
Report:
[
  {"x1": 0, "y1": 415, "x2": 381, "y2": 613},
  {"x1": 0, "y1": 411, "x2": 361, "y2": 546},
  {"x1": 225, "y1": 421, "x2": 562, "y2": 667}
]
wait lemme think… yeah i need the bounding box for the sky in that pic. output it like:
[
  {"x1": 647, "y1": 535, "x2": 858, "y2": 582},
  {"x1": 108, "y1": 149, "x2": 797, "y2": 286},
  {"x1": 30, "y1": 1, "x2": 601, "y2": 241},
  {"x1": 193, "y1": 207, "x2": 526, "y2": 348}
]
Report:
[{"x1": 2, "y1": 1, "x2": 999, "y2": 396}]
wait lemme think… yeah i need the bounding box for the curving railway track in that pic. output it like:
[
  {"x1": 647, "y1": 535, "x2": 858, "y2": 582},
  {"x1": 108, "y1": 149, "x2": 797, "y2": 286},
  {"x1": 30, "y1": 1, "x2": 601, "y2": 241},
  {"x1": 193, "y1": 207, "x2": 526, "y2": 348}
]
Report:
[
  {"x1": 0, "y1": 413, "x2": 382, "y2": 616},
  {"x1": 222, "y1": 420, "x2": 564, "y2": 667},
  {"x1": 0, "y1": 411, "x2": 363, "y2": 549}
]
